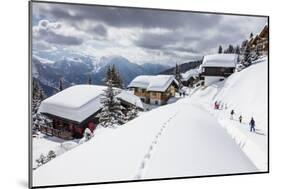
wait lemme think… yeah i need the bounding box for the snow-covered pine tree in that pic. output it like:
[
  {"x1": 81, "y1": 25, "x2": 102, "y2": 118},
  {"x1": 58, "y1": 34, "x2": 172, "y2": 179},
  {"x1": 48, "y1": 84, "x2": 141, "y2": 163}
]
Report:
[
  {"x1": 174, "y1": 64, "x2": 182, "y2": 88},
  {"x1": 250, "y1": 32, "x2": 254, "y2": 39},
  {"x1": 218, "y1": 45, "x2": 223, "y2": 54},
  {"x1": 99, "y1": 79, "x2": 126, "y2": 127},
  {"x1": 243, "y1": 44, "x2": 252, "y2": 66},
  {"x1": 87, "y1": 75, "x2": 92, "y2": 84},
  {"x1": 226, "y1": 44, "x2": 235, "y2": 54},
  {"x1": 111, "y1": 65, "x2": 123, "y2": 89},
  {"x1": 32, "y1": 80, "x2": 44, "y2": 132},
  {"x1": 114, "y1": 70, "x2": 124, "y2": 89},
  {"x1": 32, "y1": 80, "x2": 52, "y2": 134},
  {"x1": 126, "y1": 103, "x2": 139, "y2": 121},
  {"x1": 59, "y1": 79, "x2": 63, "y2": 91},
  {"x1": 235, "y1": 45, "x2": 241, "y2": 62}
]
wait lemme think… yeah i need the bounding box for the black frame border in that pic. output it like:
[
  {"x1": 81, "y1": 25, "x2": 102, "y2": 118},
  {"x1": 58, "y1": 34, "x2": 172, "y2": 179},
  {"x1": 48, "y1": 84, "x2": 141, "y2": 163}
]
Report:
[{"x1": 28, "y1": 0, "x2": 270, "y2": 188}]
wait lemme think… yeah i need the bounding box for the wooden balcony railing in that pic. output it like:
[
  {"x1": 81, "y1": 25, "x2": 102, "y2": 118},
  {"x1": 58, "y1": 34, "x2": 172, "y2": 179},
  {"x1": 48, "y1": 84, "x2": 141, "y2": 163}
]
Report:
[{"x1": 40, "y1": 125, "x2": 73, "y2": 140}]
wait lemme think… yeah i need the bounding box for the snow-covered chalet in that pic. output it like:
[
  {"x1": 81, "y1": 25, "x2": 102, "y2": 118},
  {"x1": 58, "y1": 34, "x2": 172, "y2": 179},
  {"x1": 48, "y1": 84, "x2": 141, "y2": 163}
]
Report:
[
  {"x1": 38, "y1": 85, "x2": 143, "y2": 139},
  {"x1": 128, "y1": 75, "x2": 179, "y2": 105},
  {"x1": 199, "y1": 54, "x2": 237, "y2": 86}
]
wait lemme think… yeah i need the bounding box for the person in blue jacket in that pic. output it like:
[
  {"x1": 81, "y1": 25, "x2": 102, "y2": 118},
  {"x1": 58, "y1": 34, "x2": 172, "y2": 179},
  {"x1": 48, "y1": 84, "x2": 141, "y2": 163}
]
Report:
[{"x1": 249, "y1": 117, "x2": 256, "y2": 132}]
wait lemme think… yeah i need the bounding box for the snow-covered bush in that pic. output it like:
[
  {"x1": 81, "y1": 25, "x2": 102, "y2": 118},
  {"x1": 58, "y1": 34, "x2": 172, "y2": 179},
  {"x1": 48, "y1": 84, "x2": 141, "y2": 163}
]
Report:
[
  {"x1": 36, "y1": 154, "x2": 47, "y2": 167},
  {"x1": 83, "y1": 128, "x2": 93, "y2": 141},
  {"x1": 47, "y1": 150, "x2": 56, "y2": 161}
]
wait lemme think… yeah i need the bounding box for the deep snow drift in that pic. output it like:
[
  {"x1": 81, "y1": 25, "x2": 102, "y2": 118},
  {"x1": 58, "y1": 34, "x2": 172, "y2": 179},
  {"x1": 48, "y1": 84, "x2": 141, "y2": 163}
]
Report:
[
  {"x1": 33, "y1": 57, "x2": 267, "y2": 187},
  {"x1": 191, "y1": 57, "x2": 268, "y2": 170},
  {"x1": 34, "y1": 97, "x2": 257, "y2": 186}
]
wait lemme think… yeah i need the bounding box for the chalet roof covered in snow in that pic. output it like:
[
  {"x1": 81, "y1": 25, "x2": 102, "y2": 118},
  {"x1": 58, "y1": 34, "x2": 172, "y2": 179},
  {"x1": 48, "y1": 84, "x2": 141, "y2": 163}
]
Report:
[
  {"x1": 116, "y1": 91, "x2": 144, "y2": 110},
  {"x1": 201, "y1": 54, "x2": 238, "y2": 68},
  {"x1": 181, "y1": 69, "x2": 199, "y2": 81},
  {"x1": 128, "y1": 75, "x2": 178, "y2": 92},
  {"x1": 38, "y1": 85, "x2": 106, "y2": 123}
]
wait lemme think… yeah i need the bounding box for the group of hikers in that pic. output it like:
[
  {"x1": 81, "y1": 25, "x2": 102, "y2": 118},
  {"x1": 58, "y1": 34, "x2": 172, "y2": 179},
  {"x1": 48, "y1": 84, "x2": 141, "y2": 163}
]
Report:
[
  {"x1": 214, "y1": 101, "x2": 256, "y2": 132},
  {"x1": 214, "y1": 101, "x2": 227, "y2": 110},
  {"x1": 179, "y1": 91, "x2": 186, "y2": 97}
]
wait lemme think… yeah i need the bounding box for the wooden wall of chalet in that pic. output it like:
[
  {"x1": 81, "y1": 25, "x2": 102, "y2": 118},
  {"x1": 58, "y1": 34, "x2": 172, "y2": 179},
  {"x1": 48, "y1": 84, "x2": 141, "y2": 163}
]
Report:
[{"x1": 201, "y1": 67, "x2": 235, "y2": 77}]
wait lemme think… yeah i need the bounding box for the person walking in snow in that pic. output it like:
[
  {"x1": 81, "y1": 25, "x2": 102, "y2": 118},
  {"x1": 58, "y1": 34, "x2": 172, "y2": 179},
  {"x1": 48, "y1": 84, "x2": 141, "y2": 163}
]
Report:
[
  {"x1": 239, "y1": 115, "x2": 242, "y2": 123},
  {"x1": 214, "y1": 101, "x2": 217, "y2": 109},
  {"x1": 220, "y1": 103, "x2": 224, "y2": 110},
  {"x1": 249, "y1": 117, "x2": 256, "y2": 132},
  {"x1": 230, "y1": 110, "x2": 235, "y2": 120}
]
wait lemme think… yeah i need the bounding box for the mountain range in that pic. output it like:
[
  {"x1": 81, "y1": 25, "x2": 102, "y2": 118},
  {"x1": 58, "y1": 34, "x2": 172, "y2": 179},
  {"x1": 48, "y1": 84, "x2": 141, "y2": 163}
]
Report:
[{"x1": 32, "y1": 55, "x2": 171, "y2": 97}]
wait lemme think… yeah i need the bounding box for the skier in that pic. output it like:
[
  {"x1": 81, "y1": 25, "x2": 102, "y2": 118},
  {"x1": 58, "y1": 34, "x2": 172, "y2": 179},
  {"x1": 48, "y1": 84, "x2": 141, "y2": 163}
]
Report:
[
  {"x1": 230, "y1": 110, "x2": 235, "y2": 120},
  {"x1": 239, "y1": 115, "x2": 242, "y2": 123},
  {"x1": 249, "y1": 117, "x2": 256, "y2": 132}
]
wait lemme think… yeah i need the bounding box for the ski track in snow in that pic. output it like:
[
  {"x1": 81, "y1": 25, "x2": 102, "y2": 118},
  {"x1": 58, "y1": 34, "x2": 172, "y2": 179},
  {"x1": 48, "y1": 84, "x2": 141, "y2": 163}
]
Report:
[{"x1": 135, "y1": 111, "x2": 180, "y2": 179}]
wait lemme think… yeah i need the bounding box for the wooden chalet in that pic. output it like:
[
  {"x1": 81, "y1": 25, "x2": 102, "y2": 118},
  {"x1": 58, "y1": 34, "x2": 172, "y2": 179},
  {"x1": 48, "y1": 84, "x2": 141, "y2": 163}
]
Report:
[
  {"x1": 199, "y1": 54, "x2": 237, "y2": 86},
  {"x1": 38, "y1": 85, "x2": 144, "y2": 140},
  {"x1": 248, "y1": 25, "x2": 268, "y2": 55},
  {"x1": 38, "y1": 85, "x2": 105, "y2": 139},
  {"x1": 128, "y1": 75, "x2": 179, "y2": 105},
  {"x1": 181, "y1": 69, "x2": 200, "y2": 87}
]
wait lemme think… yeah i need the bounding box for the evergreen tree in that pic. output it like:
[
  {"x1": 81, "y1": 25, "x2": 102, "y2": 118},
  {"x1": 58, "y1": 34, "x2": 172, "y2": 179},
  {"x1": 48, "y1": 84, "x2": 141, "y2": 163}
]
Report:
[
  {"x1": 240, "y1": 40, "x2": 248, "y2": 56},
  {"x1": 99, "y1": 80, "x2": 125, "y2": 127},
  {"x1": 32, "y1": 80, "x2": 45, "y2": 132},
  {"x1": 104, "y1": 65, "x2": 123, "y2": 89},
  {"x1": 32, "y1": 80, "x2": 52, "y2": 134},
  {"x1": 226, "y1": 45, "x2": 235, "y2": 54},
  {"x1": 235, "y1": 45, "x2": 241, "y2": 62},
  {"x1": 218, "y1": 45, "x2": 223, "y2": 54},
  {"x1": 126, "y1": 104, "x2": 139, "y2": 121},
  {"x1": 87, "y1": 75, "x2": 92, "y2": 84},
  {"x1": 59, "y1": 79, "x2": 63, "y2": 91},
  {"x1": 235, "y1": 45, "x2": 240, "y2": 55},
  {"x1": 174, "y1": 64, "x2": 182, "y2": 87},
  {"x1": 250, "y1": 32, "x2": 254, "y2": 38},
  {"x1": 243, "y1": 44, "x2": 252, "y2": 66},
  {"x1": 114, "y1": 70, "x2": 123, "y2": 89}
]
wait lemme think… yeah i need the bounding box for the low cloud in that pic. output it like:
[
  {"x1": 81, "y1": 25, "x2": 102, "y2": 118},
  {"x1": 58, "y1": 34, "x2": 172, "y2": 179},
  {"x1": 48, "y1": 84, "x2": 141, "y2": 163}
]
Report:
[
  {"x1": 33, "y1": 19, "x2": 84, "y2": 46},
  {"x1": 32, "y1": 2, "x2": 268, "y2": 65}
]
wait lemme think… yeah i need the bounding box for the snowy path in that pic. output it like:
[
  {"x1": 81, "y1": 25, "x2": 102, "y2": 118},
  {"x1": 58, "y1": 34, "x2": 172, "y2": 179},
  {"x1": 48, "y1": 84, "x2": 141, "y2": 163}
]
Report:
[
  {"x1": 142, "y1": 100, "x2": 257, "y2": 179},
  {"x1": 135, "y1": 111, "x2": 180, "y2": 179},
  {"x1": 34, "y1": 98, "x2": 258, "y2": 187}
]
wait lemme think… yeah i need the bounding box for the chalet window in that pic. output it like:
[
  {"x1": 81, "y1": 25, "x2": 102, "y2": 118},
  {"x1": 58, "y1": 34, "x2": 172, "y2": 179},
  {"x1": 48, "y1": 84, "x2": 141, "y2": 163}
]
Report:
[
  {"x1": 155, "y1": 100, "x2": 158, "y2": 105},
  {"x1": 141, "y1": 89, "x2": 145, "y2": 93},
  {"x1": 220, "y1": 68, "x2": 226, "y2": 72}
]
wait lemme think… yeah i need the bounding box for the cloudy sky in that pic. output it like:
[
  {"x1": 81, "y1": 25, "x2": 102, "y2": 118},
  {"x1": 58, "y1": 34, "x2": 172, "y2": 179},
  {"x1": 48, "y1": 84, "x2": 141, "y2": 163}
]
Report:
[{"x1": 32, "y1": 2, "x2": 267, "y2": 66}]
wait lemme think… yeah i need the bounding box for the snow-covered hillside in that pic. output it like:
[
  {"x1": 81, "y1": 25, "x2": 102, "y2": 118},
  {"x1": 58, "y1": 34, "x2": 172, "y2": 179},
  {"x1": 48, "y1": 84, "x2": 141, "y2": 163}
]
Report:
[
  {"x1": 191, "y1": 57, "x2": 268, "y2": 170},
  {"x1": 33, "y1": 57, "x2": 268, "y2": 187}
]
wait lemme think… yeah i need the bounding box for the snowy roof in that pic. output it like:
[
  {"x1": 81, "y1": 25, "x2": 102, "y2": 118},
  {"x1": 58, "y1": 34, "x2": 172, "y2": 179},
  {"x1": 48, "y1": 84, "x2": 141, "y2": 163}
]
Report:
[
  {"x1": 201, "y1": 54, "x2": 237, "y2": 68},
  {"x1": 128, "y1": 75, "x2": 178, "y2": 92},
  {"x1": 116, "y1": 91, "x2": 144, "y2": 110},
  {"x1": 38, "y1": 85, "x2": 106, "y2": 123},
  {"x1": 181, "y1": 69, "x2": 199, "y2": 81}
]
